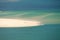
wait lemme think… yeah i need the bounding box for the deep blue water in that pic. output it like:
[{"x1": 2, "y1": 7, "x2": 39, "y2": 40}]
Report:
[
  {"x1": 0, "y1": 0, "x2": 60, "y2": 10},
  {"x1": 0, "y1": 24, "x2": 60, "y2": 40}
]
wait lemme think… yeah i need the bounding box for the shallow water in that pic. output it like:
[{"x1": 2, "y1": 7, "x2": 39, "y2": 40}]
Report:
[{"x1": 0, "y1": 10, "x2": 60, "y2": 24}]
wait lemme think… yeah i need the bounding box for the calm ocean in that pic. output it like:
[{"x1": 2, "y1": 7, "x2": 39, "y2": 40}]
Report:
[{"x1": 0, "y1": 24, "x2": 60, "y2": 40}]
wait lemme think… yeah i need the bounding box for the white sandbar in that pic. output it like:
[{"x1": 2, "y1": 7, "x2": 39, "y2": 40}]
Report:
[{"x1": 0, "y1": 18, "x2": 41, "y2": 27}]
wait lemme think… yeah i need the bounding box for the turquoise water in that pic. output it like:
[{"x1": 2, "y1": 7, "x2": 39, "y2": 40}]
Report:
[
  {"x1": 0, "y1": 24, "x2": 60, "y2": 40},
  {"x1": 0, "y1": 0, "x2": 60, "y2": 40},
  {"x1": 0, "y1": 10, "x2": 60, "y2": 40},
  {"x1": 0, "y1": 10, "x2": 60, "y2": 24}
]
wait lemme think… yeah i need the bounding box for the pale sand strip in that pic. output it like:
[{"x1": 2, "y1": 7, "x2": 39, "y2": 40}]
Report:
[{"x1": 0, "y1": 18, "x2": 41, "y2": 27}]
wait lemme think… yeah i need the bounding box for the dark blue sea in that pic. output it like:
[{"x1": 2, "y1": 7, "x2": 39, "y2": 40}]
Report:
[{"x1": 0, "y1": 24, "x2": 60, "y2": 40}]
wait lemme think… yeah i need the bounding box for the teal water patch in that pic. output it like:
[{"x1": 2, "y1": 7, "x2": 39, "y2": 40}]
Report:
[{"x1": 0, "y1": 24, "x2": 60, "y2": 40}]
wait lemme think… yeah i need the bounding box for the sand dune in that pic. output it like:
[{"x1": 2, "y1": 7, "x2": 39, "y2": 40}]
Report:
[{"x1": 0, "y1": 18, "x2": 41, "y2": 27}]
